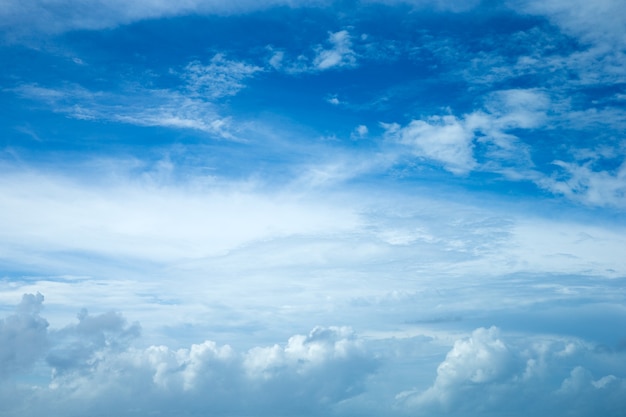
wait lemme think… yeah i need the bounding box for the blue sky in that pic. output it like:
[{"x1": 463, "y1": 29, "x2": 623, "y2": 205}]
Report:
[{"x1": 1, "y1": 1, "x2": 626, "y2": 416}]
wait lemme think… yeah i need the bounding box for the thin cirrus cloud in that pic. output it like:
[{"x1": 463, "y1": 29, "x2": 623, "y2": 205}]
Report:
[{"x1": 9, "y1": 53, "x2": 265, "y2": 138}]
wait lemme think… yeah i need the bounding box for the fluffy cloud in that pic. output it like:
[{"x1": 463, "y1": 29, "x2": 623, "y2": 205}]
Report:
[
  {"x1": 385, "y1": 115, "x2": 476, "y2": 174},
  {"x1": 0, "y1": 293, "x2": 48, "y2": 376},
  {"x1": 401, "y1": 327, "x2": 514, "y2": 410},
  {"x1": 397, "y1": 326, "x2": 626, "y2": 416},
  {"x1": 384, "y1": 89, "x2": 549, "y2": 175},
  {"x1": 47, "y1": 309, "x2": 141, "y2": 376},
  {"x1": 0, "y1": 294, "x2": 377, "y2": 417}
]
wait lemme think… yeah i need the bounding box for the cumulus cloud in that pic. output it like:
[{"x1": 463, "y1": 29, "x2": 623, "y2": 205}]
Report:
[
  {"x1": 0, "y1": 293, "x2": 48, "y2": 376},
  {"x1": 397, "y1": 327, "x2": 626, "y2": 416},
  {"x1": 403, "y1": 327, "x2": 514, "y2": 409},
  {"x1": 47, "y1": 309, "x2": 141, "y2": 376},
  {"x1": 0, "y1": 295, "x2": 377, "y2": 416}
]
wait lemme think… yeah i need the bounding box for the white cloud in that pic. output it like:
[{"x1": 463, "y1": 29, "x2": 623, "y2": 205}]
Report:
[
  {"x1": 10, "y1": 54, "x2": 261, "y2": 138},
  {"x1": 182, "y1": 54, "x2": 263, "y2": 98},
  {"x1": 384, "y1": 89, "x2": 549, "y2": 175},
  {"x1": 538, "y1": 160, "x2": 626, "y2": 208},
  {"x1": 403, "y1": 327, "x2": 514, "y2": 409},
  {"x1": 0, "y1": 296, "x2": 377, "y2": 416},
  {"x1": 12, "y1": 83, "x2": 235, "y2": 138},
  {"x1": 512, "y1": 0, "x2": 626, "y2": 48},
  {"x1": 327, "y1": 95, "x2": 341, "y2": 105},
  {"x1": 0, "y1": 0, "x2": 331, "y2": 37},
  {"x1": 387, "y1": 115, "x2": 477, "y2": 174},
  {"x1": 313, "y1": 30, "x2": 357, "y2": 70},
  {"x1": 0, "y1": 168, "x2": 361, "y2": 267},
  {"x1": 398, "y1": 327, "x2": 626, "y2": 416}
]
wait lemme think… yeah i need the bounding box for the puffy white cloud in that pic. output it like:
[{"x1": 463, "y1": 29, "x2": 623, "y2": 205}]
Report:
[
  {"x1": 397, "y1": 327, "x2": 626, "y2": 416},
  {"x1": 403, "y1": 327, "x2": 514, "y2": 409}
]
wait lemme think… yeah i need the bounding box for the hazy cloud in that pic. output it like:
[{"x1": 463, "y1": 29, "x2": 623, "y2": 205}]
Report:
[{"x1": 0, "y1": 293, "x2": 48, "y2": 376}]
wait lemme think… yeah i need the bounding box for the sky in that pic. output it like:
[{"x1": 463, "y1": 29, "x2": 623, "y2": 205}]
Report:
[{"x1": 1, "y1": 0, "x2": 626, "y2": 416}]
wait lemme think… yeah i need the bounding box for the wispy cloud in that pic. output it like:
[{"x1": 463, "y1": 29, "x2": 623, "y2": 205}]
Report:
[
  {"x1": 313, "y1": 30, "x2": 357, "y2": 70},
  {"x1": 12, "y1": 83, "x2": 233, "y2": 136},
  {"x1": 181, "y1": 54, "x2": 263, "y2": 98},
  {"x1": 0, "y1": 0, "x2": 330, "y2": 37}
]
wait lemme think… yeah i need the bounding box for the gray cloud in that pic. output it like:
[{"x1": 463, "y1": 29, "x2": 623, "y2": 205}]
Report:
[
  {"x1": 0, "y1": 293, "x2": 48, "y2": 376},
  {"x1": 46, "y1": 309, "x2": 141, "y2": 375},
  {"x1": 0, "y1": 294, "x2": 378, "y2": 416}
]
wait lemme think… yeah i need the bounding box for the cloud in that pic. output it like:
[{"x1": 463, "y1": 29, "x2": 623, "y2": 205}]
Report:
[
  {"x1": 271, "y1": 30, "x2": 359, "y2": 74},
  {"x1": 403, "y1": 327, "x2": 514, "y2": 409},
  {"x1": 12, "y1": 83, "x2": 234, "y2": 138},
  {"x1": 313, "y1": 30, "x2": 357, "y2": 70},
  {"x1": 47, "y1": 309, "x2": 141, "y2": 375},
  {"x1": 538, "y1": 160, "x2": 626, "y2": 208},
  {"x1": 352, "y1": 124, "x2": 369, "y2": 139},
  {"x1": 383, "y1": 89, "x2": 549, "y2": 175},
  {"x1": 0, "y1": 0, "x2": 330, "y2": 38},
  {"x1": 0, "y1": 295, "x2": 377, "y2": 416},
  {"x1": 361, "y1": 0, "x2": 481, "y2": 12},
  {"x1": 182, "y1": 54, "x2": 263, "y2": 99},
  {"x1": 385, "y1": 115, "x2": 476, "y2": 175},
  {"x1": 512, "y1": 0, "x2": 626, "y2": 47},
  {"x1": 10, "y1": 53, "x2": 262, "y2": 138},
  {"x1": 0, "y1": 166, "x2": 362, "y2": 279},
  {"x1": 398, "y1": 327, "x2": 626, "y2": 416},
  {"x1": 0, "y1": 293, "x2": 48, "y2": 376}
]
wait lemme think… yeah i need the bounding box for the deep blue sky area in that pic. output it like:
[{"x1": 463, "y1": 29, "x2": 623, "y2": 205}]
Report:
[{"x1": 1, "y1": 1, "x2": 626, "y2": 417}]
